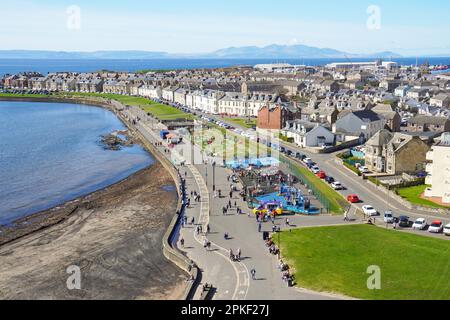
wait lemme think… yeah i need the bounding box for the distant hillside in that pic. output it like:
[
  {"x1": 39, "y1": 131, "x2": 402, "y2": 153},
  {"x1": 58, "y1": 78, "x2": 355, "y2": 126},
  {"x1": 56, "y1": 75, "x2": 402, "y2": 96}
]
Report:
[
  {"x1": 206, "y1": 45, "x2": 402, "y2": 59},
  {"x1": 0, "y1": 45, "x2": 402, "y2": 60}
]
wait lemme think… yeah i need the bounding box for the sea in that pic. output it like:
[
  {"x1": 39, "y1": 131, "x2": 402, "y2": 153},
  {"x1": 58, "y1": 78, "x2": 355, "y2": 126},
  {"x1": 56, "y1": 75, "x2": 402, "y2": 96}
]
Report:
[
  {"x1": 1, "y1": 57, "x2": 450, "y2": 76},
  {"x1": 0, "y1": 101, "x2": 154, "y2": 225}
]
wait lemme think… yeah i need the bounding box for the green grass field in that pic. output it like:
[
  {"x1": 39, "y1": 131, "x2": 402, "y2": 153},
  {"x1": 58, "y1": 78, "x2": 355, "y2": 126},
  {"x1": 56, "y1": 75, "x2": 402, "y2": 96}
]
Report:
[
  {"x1": 275, "y1": 224, "x2": 450, "y2": 300},
  {"x1": 223, "y1": 117, "x2": 257, "y2": 129},
  {"x1": 396, "y1": 185, "x2": 450, "y2": 209},
  {"x1": 0, "y1": 93, "x2": 51, "y2": 98},
  {"x1": 289, "y1": 160, "x2": 347, "y2": 214},
  {"x1": 66, "y1": 92, "x2": 192, "y2": 120}
]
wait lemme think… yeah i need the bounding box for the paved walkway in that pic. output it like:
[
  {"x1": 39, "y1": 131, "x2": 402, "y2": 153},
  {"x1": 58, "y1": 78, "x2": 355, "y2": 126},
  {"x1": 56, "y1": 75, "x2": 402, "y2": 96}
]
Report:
[{"x1": 120, "y1": 105, "x2": 351, "y2": 300}]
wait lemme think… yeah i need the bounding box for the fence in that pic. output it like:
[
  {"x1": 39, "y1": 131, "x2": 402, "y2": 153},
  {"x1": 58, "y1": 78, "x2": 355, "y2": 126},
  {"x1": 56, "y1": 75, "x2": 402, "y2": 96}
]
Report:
[{"x1": 280, "y1": 155, "x2": 333, "y2": 213}]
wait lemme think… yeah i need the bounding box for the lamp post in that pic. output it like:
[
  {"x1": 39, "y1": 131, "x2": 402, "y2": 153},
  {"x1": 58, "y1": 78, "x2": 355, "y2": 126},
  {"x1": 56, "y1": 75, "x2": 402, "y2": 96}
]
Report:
[{"x1": 212, "y1": 160, "x2": 216, "y2": 191}]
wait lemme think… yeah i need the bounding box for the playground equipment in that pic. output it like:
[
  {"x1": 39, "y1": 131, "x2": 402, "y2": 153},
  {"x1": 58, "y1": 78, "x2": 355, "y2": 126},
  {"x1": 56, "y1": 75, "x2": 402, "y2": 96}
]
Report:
[{"x1": 251, "y1": 185, "x2": 319, "y2": 215}]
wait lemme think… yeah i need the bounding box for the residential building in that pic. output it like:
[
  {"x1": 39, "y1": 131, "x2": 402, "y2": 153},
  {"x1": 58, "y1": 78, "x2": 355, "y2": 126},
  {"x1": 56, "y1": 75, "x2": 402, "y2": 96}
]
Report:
[
  {"x1": 257, "y1": 103, "x2": 300, "y2": 130},
  {"x1": 284, "y1": 120, "x2": 335, "y2": 148},
  {"x1": 365, "y1": 129, "x2": 429, "y2": 175},
  {"x1": 424, "y1": 133, "x2": 450, "y2": 204},
  {"x1": 333, "y1": 110, "x2": 386, "y2": 140},
  {"x1": 406, "y1": 116, "x2": 450, "y2": 133}
]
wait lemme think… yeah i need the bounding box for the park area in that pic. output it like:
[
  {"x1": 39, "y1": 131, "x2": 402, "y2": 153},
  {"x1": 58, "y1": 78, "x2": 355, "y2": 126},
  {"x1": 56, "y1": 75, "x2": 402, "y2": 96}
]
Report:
[
  {"x1": 276, "y1": 224, "x2": 450, "y2": 300},
  {"x1": 66, "y1": 92, "x2": 193, "y2": 121},
  {"x1": 223, "y1": 117, "x2": 257, "y2": 129}
]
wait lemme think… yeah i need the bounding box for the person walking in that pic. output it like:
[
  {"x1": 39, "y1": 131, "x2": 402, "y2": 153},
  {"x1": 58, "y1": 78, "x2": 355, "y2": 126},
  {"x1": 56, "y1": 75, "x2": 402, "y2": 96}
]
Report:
[
  {"x1": 180, "y1": 237, "x2": 185, "y2": 248},
  {"x1": 250, "y1": 268, "x2": 256, "y2": 280},
  {"x1": 237, "y1": 248, "x2": 241, "y2": 261}
]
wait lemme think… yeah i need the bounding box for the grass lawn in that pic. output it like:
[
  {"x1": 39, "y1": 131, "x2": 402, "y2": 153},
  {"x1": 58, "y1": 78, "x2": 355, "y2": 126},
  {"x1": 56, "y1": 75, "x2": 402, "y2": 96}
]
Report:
[
  {"x1": 0, "y1": 93, "x2": 51, "y2": 98},
  {"x1": 275, "y1": 224, "x2": 450, "y2": 300},
  {"x1": 66, "y1": 92, "x2": 193, "y2": 121},
  {"x1": 223, "y1": 117, "x2": 257, "y2": 129},
  {"x1": 289, "y1": 160, "x2": 347, "y2": 214},
  {"x1": 396, "y1": 185, "x2": 450, "y2": 209}
]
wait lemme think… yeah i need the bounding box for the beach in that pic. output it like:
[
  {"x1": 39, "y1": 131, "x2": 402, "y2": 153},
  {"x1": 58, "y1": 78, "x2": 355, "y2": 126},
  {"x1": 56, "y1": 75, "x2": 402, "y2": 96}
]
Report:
[
  {"x1": 0, "y1": 162, "x2": 186, "y2": 300},
  {"x1": 0, "y1": 99, "x2": 187, "y2": 300}
]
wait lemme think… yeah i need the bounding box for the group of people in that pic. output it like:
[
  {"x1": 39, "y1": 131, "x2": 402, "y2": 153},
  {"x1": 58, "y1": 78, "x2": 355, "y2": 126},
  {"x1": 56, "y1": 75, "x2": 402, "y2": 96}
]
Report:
[
  {"x1": 265, "y1": 237, "x2": 280, "y2": 256},
  {"x1": 278, "y1": 259, "x2": 294, "y2": 287},
  {"x1": 229, "y1": 248, "x2": 242, "y2": 262}
]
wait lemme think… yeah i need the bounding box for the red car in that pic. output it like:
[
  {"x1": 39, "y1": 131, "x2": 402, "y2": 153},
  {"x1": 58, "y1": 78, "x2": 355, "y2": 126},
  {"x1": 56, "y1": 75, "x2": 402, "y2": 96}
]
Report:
[
  {"x1": 316, "y1": 171, "x2": 327, "y2": 179},
  {"x1": 347, "y1": 194, "x2": 360, "y2": 203}
]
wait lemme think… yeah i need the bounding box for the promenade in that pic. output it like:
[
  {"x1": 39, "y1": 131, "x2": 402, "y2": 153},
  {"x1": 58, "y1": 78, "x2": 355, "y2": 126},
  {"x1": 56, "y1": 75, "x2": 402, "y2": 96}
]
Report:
[{"x1": 119, "y1": 104, "x2": 351, "y2": 300}]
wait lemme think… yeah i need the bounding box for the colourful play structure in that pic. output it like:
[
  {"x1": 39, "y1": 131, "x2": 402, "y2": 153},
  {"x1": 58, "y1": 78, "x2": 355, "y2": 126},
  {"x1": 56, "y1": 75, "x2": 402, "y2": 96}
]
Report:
[{"x1": 251, "y1": 185, "x2": 320, "y2": 215}]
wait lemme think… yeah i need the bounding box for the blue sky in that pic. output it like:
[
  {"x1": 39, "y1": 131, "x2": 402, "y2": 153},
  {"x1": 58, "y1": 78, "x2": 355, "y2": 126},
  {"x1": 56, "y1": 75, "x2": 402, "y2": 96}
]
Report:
[{"x1": 1, "y1": 0, "x2": 450, "y2": 56}]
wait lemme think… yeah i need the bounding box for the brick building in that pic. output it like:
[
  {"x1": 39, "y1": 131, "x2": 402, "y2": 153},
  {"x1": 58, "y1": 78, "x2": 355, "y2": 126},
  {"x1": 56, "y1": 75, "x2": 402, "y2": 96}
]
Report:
[{"x1": 257, "y1": 103, "x2": 300, "y2": 130}]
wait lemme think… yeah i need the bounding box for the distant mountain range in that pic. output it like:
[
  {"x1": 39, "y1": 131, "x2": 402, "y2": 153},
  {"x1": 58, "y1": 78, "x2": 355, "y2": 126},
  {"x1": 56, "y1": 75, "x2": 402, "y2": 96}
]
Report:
[{"x1": 0, "y1": 45, "x2": 406, "y2": 60}]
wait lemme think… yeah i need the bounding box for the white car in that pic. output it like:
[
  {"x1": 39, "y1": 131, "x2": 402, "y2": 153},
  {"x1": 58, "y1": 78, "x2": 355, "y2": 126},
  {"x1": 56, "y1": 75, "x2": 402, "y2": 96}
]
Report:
[
  {"x1": 362, "y1": 205, "x2": 378, "y2": 217},
  {"x1": 444, "y1": 224, "x2": 450, "y2": 236},
  {"x1": 358, "y1": 166, "x2": 370, "y2": 174},
  {"x1": 331, "y1": 182, "x2": 343, "y2": 190},
  {"x1": 303, "y1": 157, "x2": 312, "y2": 165},
  {"x1": 311, "y1": 166, "x2": 320, "y2": 174},
  {"x1": 384, "y1": 211, "x2": 394, "y2": 223},
  {"x1": 412, "y1": 218, "x2": 427, "y2": 230},
  {"x1": 428, "y1": 221, "x2": 444, "y2": 233}
]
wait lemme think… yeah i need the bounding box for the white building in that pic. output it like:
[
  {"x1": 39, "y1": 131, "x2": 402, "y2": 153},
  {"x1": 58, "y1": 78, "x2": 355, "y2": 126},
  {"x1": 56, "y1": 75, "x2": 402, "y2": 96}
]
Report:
[
  {"x1": 284, "y1": 120, "x2": 335, "y2": 148},
  {"x1": 218, "y1": 92, "x2": 248, "y2": 116},
  {"x1": 138, "y1": 85, "x2": 162, "y2": 99},
  {"x1": 425, "y1": 133, "x2": 450, "y2": 204},
  {"x1": 162, "y1": 86, "x2": 179, "y2": 102}
]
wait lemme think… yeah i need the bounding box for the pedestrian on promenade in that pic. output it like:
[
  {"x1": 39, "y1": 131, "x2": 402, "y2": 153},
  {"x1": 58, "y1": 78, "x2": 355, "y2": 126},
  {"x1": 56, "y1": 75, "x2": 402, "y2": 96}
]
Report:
[
  {"x1": 251, "y1": 268, "x2": 256, "y2": 280},
  {"x1": 228, "y1": 200, "x2": 232, "y2": 208},
  {"x1": 258, "y1": 223, "x2": 262, "y2": 233},
  {"x1": 237, "y1": 248, "x2": 241, "y2": 261},
  {"x1": 180, "y1": 238, "x2": 185, "y2": 248},
  {"x1": 285, "y1": 218, "x2": 290, "y2": 226},
  {"x1": 191, "y1": 217, "x2": 195, "y2": 225},
  {"x1": 229, "y1": 249, "x2": 234, "y2": 260}
]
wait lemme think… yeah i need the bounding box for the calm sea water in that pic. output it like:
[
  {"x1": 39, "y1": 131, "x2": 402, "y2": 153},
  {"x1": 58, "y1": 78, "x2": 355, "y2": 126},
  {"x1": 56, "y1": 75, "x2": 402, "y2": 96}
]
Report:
[
  {"x1": 0, "y1": 101, "x2": 154, "y2": 225},
  {"x1": 1, "y1": 57, "x2": 450, "y2": 76}
]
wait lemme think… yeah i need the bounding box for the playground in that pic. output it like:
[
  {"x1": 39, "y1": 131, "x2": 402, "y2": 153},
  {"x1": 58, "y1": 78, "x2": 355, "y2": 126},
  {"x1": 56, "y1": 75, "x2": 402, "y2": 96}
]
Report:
[{"x1": 252, "y1": 184, "x2": 320, "y2": 216}]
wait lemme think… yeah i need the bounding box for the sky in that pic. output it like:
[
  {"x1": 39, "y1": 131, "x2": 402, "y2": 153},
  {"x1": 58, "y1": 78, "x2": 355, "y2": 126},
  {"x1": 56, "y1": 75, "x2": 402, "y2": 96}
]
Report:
[{"x1": 1, "y1": 0, "x2": 450, "y2": 56}]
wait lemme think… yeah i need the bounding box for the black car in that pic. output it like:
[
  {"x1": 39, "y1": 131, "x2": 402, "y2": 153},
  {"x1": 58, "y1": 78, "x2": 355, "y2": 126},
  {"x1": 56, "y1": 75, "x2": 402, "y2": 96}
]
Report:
[
  {"x1": 398, "y1": 216, "x2": 410, "y2": 228},
  {"x1": 287, "y1": 150, "x2": 293, "y2": 156},
  {"x1": 325, "y1": 176, "x2": 335, "y2": 184}
]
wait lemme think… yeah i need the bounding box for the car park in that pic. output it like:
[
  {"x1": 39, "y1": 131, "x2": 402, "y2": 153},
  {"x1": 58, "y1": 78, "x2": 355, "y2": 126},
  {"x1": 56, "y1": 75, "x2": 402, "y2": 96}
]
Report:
[
  {"x1": 398, "y1": 216, "x2": 411, "y2": 228},
  {"x1": 428, "y1": 221, "x2": 444, "y2": 233},
  {"x1": 331, "y1": 181, "x2": 343, "y2": 190},
  {"x1": 362, "y1": 205, "x2": 378, "y2": 217},
  {"x1": 347, "y1": 194, "x2": 360, "y2": 203},
  {"x1": 384, "y1": 211, "x2": 394, "y2": 223},
  {"x1": 412, "y1": 218, "x2": 427, "y2": 230},
  {"x1": 444, "y1": 224, "x2": 450, "y2": 236}
]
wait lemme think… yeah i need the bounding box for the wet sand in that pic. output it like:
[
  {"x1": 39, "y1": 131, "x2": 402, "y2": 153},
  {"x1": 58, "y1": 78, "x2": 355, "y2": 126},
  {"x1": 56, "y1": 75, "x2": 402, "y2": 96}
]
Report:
[{"x1": 0, "y1": 163, "x2": 187, "y2": 300}]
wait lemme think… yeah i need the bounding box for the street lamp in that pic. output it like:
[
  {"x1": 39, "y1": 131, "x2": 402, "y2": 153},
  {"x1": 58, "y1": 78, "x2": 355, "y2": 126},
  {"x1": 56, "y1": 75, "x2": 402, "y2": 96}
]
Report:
[{"x1": 212, "y1": 160, "x2": 216, "y2": 191}]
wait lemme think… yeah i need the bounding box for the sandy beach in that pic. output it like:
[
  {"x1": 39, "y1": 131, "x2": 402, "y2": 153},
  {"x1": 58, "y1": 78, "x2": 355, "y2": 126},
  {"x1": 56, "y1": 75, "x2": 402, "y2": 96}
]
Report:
[{"x1": 0, "y1": 161, "x2": 187, "y2": 300}]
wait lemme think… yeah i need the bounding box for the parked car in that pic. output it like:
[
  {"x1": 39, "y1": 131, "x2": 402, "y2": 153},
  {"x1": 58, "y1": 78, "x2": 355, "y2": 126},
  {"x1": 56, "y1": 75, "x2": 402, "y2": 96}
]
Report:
[
  {"x1": 444, "y1": 224, "x2": 450, "y2": 236},
  {"x1": 325, "y1": 176, "x2": 335, "y2": 184},
  {"x1": 428, "y1": 221, "x2": 444, "y2": 233},
  {"x1": 362, "y1": 205, "x2": 378, "y2": 217},
  {"x1": 358, "y1": 166, "x2": 370, "y2": 174},
  {"x1": 316, "y1": 171, "x2": 327, "y2": 179},
  {"x1": 412, "y1": 218, "x2": 427, "y2": 230},
  {"x1": 347, "y1": 194, "x2": 360, "y2": 203},
  {"x1": 303, "y1": 157, "x2": 312, "y2": 165},
  {"x1": 398, "y1": 216, "x2": 411, "y2": 228},
  {"x1": 384, "y1": 211, "x2": 394, "y2": 223},
  {"x1": 331, "y1": 181, "x2": 343, "y2": 190},
  {"x1": 311, "y1": 166, "x2": 320, "y2": 174}
]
